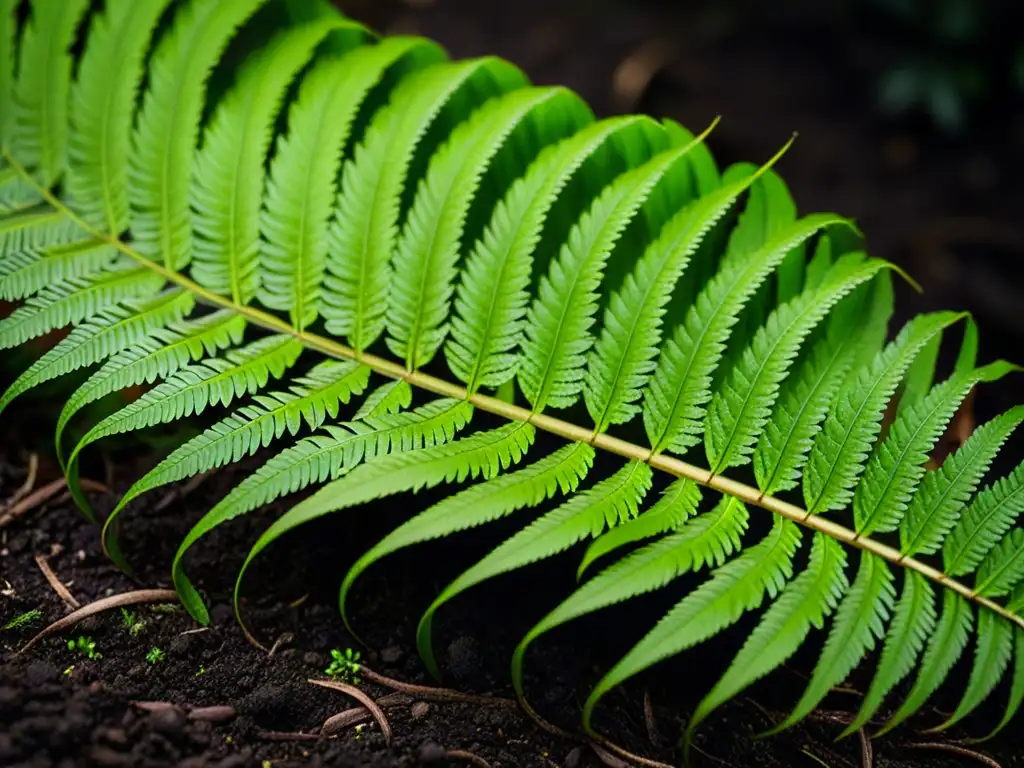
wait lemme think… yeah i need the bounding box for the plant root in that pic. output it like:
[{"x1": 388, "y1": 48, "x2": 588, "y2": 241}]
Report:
[
  {"x1": 588, "y1": 741, "x2": 632, "y2": 768},
  {"x1": 6, "y1": 452, "x2": 38, "y2": 506},
  {"x1": 308, "y1": 678, "x2": 393, "y2": 745},
  {"x1": 643, "y1": 688, "x2": 662, "y2": 746},
  {"x1": 358, "y1": 666, "x2": 515, "y2": 708},
  {"x1": 15, "y1": 589, "x2": 180, "y2": 655},
  {"x1": 0, "y1": 476, "x2": 108, "y2": 527},
  {"x1": 266, "y1": 631, "x2": 293, "y2": 658},
  {"x1": 858, "y1": 728, "x2": 873, "y2": 768},
  {"x1": 588, "y1": 733, "x2": 674, "y2": 768},
  {"x1": 906, "y1": 742, "x2": 1002, "y2": 768},
  {"x1": 445, "y1": 749, "x2": 492, "y2": 768},
  {"x1": 320, "y1": 692, "x2": 409, "y2": 735},
  {"x1": 33, "y1": 550, "x2": 80, "y2": 610}
]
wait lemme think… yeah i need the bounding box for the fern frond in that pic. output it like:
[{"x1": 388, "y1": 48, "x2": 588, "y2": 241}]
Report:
[
  {"x1": 55, "y1": 311, "x2": 246, "y2": 465},
  {"x1": 10, "y1": 0, "x2": 90, "y2": 185},
  {"x1": 0, "y1": 263, "x2": 163, "y2": 353},
  {"x1": 854, "y1": 361, "x2": 1016, "y2": 537},
  {"x1": 353, "y1": 379, "x2": 413, "y2": 420},
  {"x1": 685, "y1": 533, "x2": 847, "y2": 752},
  {"x1": 67, "y1": 0, "x2": 174, "y2": 233},
  {"x1": 770, "y1": 552, "x2": 896, "y2": 733},
  {"x1": 705, "y1": 254, "x2": 891, "y2": 473},
  {"x1": 643, "y1": 215, "x2": 852, "y2": 455},
  {"x1": 261, "y1": 32, "x2": 441, "y2": 332},
  {"x1": 341, "y1": 441, "x2": 596, "y2": 627},
  {"x1": 129, "y1": 0, "x2": 265, "y2": 269},
  {"x1": 0, "y1": 0, "x2": 17, "y2": 150},
  {"x1": 0, "y1": 289, "x2": 194, "y2": 414},
  {"x1": 0, "y1": 208, "x2": 87, "y2": 256},
  {"x1": 803, "y1": 311, "x2": 966, "y2": 514},
  {"x1": 514, "y1": 494, "x2": 746, "y2": 694},
  {"x1": 945, "y1": 458, "x2": 1024, "y2": 576},
  {"x1": 975, "y1": 529, "x2": 1024, "y2": 598},
  {"x1": 936, "y1": 610, "x2": 1013, "y2": 731},
  {"x1": 841, "y1": 571, "x2": 937, "y2": 737},
  {"x1": 173, "y1": 398, "x2": 473, "y2": 622},
  {"x1": 418, "y1": 459, "x2": 654, "y2": 677},
  {"x1": 191, "y1": 18, "x2": 349, "y2": 303},
  {"x1": 582, "y1": 516, "x2": 802, "y2": 729},
  {"x1": 0, "y1": 240, "x2": 115, "y2": 301},
  {"x1": 103, "y1": 360, "x2": 371, "y2": 553},
  {"x1": 578, "y1": 477, "x2": 702, "y2": 577},
  {"x1": 901, "y1": 406, "x2": 1024, "y2": 558},
  {"x1": 386, "y1": 85, "x2": 590, "y2": 369}
]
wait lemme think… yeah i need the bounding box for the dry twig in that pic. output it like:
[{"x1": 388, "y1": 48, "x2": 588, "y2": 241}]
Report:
[
  {"x1": 589, "y1": 733, "x2": 674, "y2": 768},
  {"x1": 359, "y1": 666, "x2": 514, "y2": 707},
  {"x1": 16, "y1": 589, "x2": 180, "y2": 655},
  {"x1": 906, "y1": 742, "x2": 1002, "y2": 768},
  {"x1": 33, "y1": 551, "x2": 80, "y2": 610},
  {"x1": 445, "y1": 749, "x2": 491, "y2": 768},
  {"x1": 320, "y1": 692, "x2": 408, "y2": 735},
  {"x1": 0, "y1": 477, "x2": 108, "y2": 527},
  {"x1": 7, "y1": 452, "x2": 38, "y2": 505},
  {"x1": 309, "y1": 678, "x2": 393, "y2": 745}
]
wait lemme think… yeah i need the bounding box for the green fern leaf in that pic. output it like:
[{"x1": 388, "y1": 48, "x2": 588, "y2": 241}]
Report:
[
  {"x1": 854, "y1": 361, "x2": 1016, "y2": 537},
  {"x1": 387, "y1": 86, "x2": 590, "y2": 369},
  {"x1": 129, "y1": 0, "x2": 264, "y2": 270},
  {"x1": 67, "y1": 0, "x2": 174, "y2": 233},
  {"x1": 261, "y1": 33, "x2": 444, "y2": 332},
  {"x1": 0, "y1": 289, "x2": 194, "y2": 414},
  {"x1": 10, "y1": 0, "x2": 90, "y2": 185},
  {"x1": 55, "y1": 311, "x2": 245, "y2": 465},
  {"x1": 517, "y1": 128, "x2": 686, "y2": 411},
  {"x1": 191, "y1": 18, "x2": 349, "y2": 302},
  {"x1": 513, "y1": 494, "x2": 746, "y2": 695},
  {"x1": 643, "y1": 215, "x2": 852, "y2": 455},
  {"x1": 876, "y1": 589, "x2": 973, "y2": 736},
  {"x1": 174, "y1": 398, "x2": 472, "y2": 622},
  {"x1": 104, "y1": 360, "x2": 370, "y2": 553},
  {"x1": 803, "y1": 311, "x2": 966, "y2": 514},
  {"x1": 583, "y1": 516, "x2": 801, "y2": 729},
  {"x1": 353, "y1": 379, "x2": 413, "y2": 420},
  {"x1": 978, "y1": 599, "x2": 1024, "y2": 740},
  {"x1": 0, "y1": 240, "x2": 114, "y2": 301},
  {"x1": 706, "y1": 254, "x2": 891, "y2": 473},
  {"x1": 769, "y1": 552, "x2": 896, "y2": 733},
  {"x1": 841, "y1": 571, "x2": 937, "y2": 737},
  {"x1": 685, "y1": 533, "x2": 847, "y2": 750},
  {"x1": 0, "y1": 208, "x2": 87, "y2": 256},
  {"x1": 578, "y1": 478, "x2": 702, "y2": 577},
  {"x1": 342, "y1": 441, "x2": 595, "y2": 628},
  {"x1": 752, "y1": 282, "x2": 875, "y2": 494},
  {"x1": 418, "y1": 459, "x2": 653, "y2": 678},
  {"x1": 975, "y1": 529, "x2": 1024, "y2": 598},
  {"x1": 945, "y1": 459, "x2": 1024, "y2": 577},
  {"x1": 935, "y1": 611, "x2": 1013, "y2": 730},
  {"x1": 901, "y1": 406, "x2": 1024, "y2": 558},
  {"x1": 0, "y1": 263, "x2": 163, "y2": 353},
  {"x1": 323, "y1": 52, "x2": 535, "y2": 351},
  {"x1": 448, "y1": 119, "x2": 688, "y2": 393}
]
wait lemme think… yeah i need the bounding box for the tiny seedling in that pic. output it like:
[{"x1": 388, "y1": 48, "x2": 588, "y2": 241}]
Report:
[
  {"x1": 2, "y1": 608, "x2": 42, "y2": 631},
  {"x1": 354, "y1": 723, "x2": 365, "y2": 741},
  {"x1": 195, "y1": 664, "x2": 207, "y2": 677},
  {"x1": 145, "y1": 647, "x2": 165, "y2": 664},
  {"x1": 325, "y1": 648, "x2": 361, "y2": 683},
  {"x1": 63, "y1": 665, "x2": 75, "y2": 677},
  {"x1": 120, "y1": 607, "x2": 146, "y2": 636},
  {"x1": 67, "y1": 635, "x2": 100, "y2": 659}
]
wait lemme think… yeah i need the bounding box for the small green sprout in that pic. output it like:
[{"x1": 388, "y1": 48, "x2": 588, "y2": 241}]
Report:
[
  {"x1": 2, "y1": 608, "x2": 42, "y2": 631},
  {"x1": 195, "y1": 664, "x2": 207, "y2": 677},
  {"x1": 67, "y1": 635, "x2": 100, "y2": 659},
  {"x1": 325, "y1": 647, "x2": 361, "y2": 683},
  {"x1": 120, "y1": 607, "x2": 146, "y2": 636},
  {"x1": 145, "y1": 647, "x2": 165, "y2": 664},
  {"x1": 354, "y1": 723, "x2": 365, "y2": 741},
  {"x1": 63, "y1": 665, "x2": 75, "y2": 676}
]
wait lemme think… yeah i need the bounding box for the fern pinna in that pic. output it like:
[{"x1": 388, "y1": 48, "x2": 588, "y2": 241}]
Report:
[{"x1": 2, "y1": 0, "x2": 1023, "y2": 753}]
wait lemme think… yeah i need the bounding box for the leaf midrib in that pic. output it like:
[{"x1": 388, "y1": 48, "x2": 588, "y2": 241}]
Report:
[{"x1": 7, "y1": 148, "x2": 1021, "y2": 637}]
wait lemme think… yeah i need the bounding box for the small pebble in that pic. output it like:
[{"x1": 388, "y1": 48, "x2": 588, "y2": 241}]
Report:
[
  {"x1": 410, "y1": 701, "x2": 430, "y2": 719},
  {"x1": 564, "y1": 746, "x2": 583, "y2": 768},
  {"x1": 148, "y1": 706, "x2": 187, "y2": 738},
  {"x1": 417, "y1": 739, "x2": 447, "y2": 763},
  {"x1": 380, "y1": 645, "x2": 403, "y2": 664}
]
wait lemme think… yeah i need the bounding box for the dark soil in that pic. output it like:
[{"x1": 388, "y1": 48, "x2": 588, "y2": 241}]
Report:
[{"x1": 3, "y1": 1, "x2": 1024, "y2": 767}]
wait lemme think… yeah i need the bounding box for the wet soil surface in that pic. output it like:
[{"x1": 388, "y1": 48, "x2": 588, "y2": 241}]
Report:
[{"x1": 4, "y1": 0, "x2": 1024, "y2": 767}]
